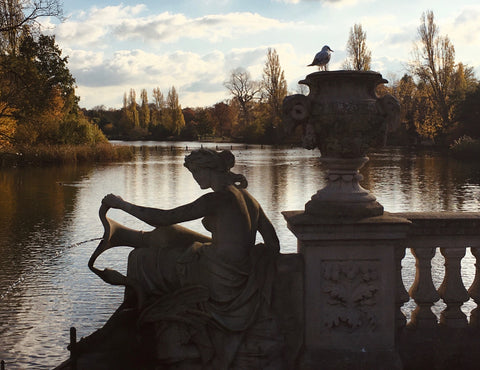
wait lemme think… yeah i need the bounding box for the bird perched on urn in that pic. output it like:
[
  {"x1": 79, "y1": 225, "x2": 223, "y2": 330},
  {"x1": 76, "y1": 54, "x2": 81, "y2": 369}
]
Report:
[{"x1": 307, "y1": 45, "x2": 333, "y2": 71}]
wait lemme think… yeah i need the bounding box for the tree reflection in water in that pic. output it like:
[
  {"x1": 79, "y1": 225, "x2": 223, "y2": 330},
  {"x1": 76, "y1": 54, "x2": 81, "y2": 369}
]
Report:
[{"x1": 0, "y1": 143, "x2": 479, "y2": 368}]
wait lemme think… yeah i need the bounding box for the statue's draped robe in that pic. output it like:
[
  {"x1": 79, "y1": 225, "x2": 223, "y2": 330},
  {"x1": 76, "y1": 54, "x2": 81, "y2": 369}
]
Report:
[{"x1": 127, "y1": 235, "x2": 283, "y2": 369}]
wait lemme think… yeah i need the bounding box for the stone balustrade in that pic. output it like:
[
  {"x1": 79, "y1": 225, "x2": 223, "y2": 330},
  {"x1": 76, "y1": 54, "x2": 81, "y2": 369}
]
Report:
[
  {"x1": 279, "y1": 70, "x2": 479, "y2": 368},
  {"x1": 393, "y1": 212, "x2": 480, "y2": 331},
  {"x1": 283, "y1": 210, "x2": 480, "y2": 369}
]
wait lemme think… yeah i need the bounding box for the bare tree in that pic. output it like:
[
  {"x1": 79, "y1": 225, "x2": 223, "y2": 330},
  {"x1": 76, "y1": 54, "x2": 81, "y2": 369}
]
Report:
[
  {"x1": 344, "y1": 23, "x2": 371, "y2": 71},
  {"x1": 0, "y1": 0, "x2": 63, "y2": 53},
  {"x1": 224, "y1": 68, "x2": 261, "y2": 126}
]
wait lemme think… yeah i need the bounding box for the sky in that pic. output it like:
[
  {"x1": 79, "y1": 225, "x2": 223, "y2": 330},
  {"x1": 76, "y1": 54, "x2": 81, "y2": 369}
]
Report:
[{"x1": 42, "y1": 0, "x2": 480, "y2": 110}]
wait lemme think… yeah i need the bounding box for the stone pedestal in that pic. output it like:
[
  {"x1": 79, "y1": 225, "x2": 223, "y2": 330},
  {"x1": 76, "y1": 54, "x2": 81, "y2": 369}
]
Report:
[
  {"x1": 283, "y1": 210, "x2": 410, "y2": 367},
  {"x1": 305, "y1": 156, "x2": 383, "y2": 218}
]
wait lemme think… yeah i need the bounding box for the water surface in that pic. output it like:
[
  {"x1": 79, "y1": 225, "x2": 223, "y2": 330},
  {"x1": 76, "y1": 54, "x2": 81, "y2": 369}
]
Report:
[{"x1": 0, "y1": 143, "x2": 479, "y2": 368}]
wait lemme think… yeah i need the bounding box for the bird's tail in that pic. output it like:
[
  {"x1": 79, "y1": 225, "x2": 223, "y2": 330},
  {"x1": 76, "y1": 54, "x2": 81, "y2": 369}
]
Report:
[{"x1": 307, "y1": 63, "x2": 314, "y2": 66}]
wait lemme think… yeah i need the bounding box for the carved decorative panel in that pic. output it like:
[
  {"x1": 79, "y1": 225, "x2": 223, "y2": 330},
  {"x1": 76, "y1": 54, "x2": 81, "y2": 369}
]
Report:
[{"x1": 321, "y1": 260, "x2": 379, "y2": 332}]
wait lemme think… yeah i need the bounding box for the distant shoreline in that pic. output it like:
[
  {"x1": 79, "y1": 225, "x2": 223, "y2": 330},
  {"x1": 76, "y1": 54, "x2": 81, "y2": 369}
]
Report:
[{"x1": 0, "y1": 143, "x2": 134, "y2": 167}]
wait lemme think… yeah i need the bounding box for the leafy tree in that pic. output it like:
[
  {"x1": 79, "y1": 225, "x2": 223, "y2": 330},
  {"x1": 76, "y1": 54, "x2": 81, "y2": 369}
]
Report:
[
  {"x1": 393, "y1": 74, "x2": 420, "y2": 144},
  {"x1": 151, "y1": 87, "x2": 165, "y2": 126},
  {"x1": 261, "y1": 48, "x2": 287, "y2": 131},
  {"x1": 344, "y1": 23, "x2": 371, "y2": 71},
  {"x1": 129, "y1": 89, "x2": 139, "y2": 127},
  {"x1": 165, "y1": 86, "x2": 184, "y2": 135},
  {"x1": 139, "y1": 88, "x2": 150, "y2": 128},
  {"x1": 0, "y1": 34, "x2": 95, "y2": 145},
  {"x1": 412, "y1": 81, "x2": 443, "y2": 140},
  {"x1": 194, "y1": 107, "x2": 214, "y2": 138},
  {"x1": 20, "y1": 34, "x2": 75, "y2": 103},
  {"x1": 409, "y1": 11, "x2": 456, "y2": 142},
  {"x1": 0, "y1": 102, "x2": 16, "y2": 147},
  {"x1": 450, "y1": 63, "x2": 478, "y2": 116},
  {"x1": 59, "y1": 111, "x2": 107, "y2": 145},
  {"x1": 83, "y1": 105, "x2": 122, "y2": 138},
  {"x1": 212, "y1": 102, "x2": 236, "y2": 137},
  {"x1": 456, "y1": 84, "x2": 480, "y2": 139}
]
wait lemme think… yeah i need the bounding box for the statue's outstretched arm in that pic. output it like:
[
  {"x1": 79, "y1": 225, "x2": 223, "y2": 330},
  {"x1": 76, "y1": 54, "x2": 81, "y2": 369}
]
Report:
[
  {"x1": 102, "y1": 193, "x2": 216, "y2": 227},
  {"x1": 258, "y1": 207, "x2": 280, "y2": 252}
]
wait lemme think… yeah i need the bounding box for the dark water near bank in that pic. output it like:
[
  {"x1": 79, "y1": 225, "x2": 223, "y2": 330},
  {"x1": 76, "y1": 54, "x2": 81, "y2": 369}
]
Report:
[{"x1": 0, "y1": 142, "x2": 479, "y2": 368}]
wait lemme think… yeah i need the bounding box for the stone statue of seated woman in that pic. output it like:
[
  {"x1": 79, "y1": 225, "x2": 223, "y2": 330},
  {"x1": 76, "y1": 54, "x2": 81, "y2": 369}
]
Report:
[{"x1": 74, "y1": 148, "x2": 302, "y2": 370}]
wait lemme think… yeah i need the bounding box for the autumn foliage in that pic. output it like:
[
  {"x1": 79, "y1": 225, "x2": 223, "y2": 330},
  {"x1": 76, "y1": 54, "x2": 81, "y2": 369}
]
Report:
[
  {"x1": 0, "y1": 33, "x2": 108, "y2": 151},
  {"x1": 1, "y1": 0, "x2": 108, "y2": 153}
]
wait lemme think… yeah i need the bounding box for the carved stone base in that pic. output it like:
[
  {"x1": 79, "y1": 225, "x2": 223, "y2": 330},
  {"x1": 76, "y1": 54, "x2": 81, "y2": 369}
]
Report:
[
  {"x1": 283, "y1": 211, "x2": 411, "y2": 355},
  {"x1": 305, "y1": 157, "x2": 384, "y2": 218}
]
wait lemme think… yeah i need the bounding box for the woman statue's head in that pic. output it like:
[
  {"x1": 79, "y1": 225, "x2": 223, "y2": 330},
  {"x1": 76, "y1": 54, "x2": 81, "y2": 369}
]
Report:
[{"x1": 184, "y1": 149, "x2": 247, "y2": 189}]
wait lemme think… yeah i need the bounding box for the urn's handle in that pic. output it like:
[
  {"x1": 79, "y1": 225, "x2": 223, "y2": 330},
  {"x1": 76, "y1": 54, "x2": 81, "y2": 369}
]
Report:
[
  {"x1": 282, "y1": 94, "x2": 311, "y2": 133},
  {"x1": 377, "y1": 94, "x2": 401, "y2": 133}
]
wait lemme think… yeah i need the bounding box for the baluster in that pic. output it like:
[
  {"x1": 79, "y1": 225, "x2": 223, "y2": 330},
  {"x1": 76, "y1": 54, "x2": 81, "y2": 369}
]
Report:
[
  {"x1": 468, "y1": 247, "x2": 480, "y2": 327},
  {"x1": 395, "y1": 246, "x2": 409, "y2": 329},
  {"x1": 438, "y1": 247, "x2": 469, "y2": 327},
  {"x1": 408, "y1": 247, "x2": 440, "y2": 328}
]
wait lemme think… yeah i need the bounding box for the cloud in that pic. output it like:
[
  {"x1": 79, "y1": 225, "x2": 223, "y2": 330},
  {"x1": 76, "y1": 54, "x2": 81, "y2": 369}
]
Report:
[
  {"x1": 447, "y1": 7, "x2": 480, "y2": 45},
  {"x1": 51, "y1": 5, "x2": 148, "y2": 48},
  {"x1": 274, "y1": 0, "x2": 374, "y2": 7},
  {"x1": 69, "y1": 47, "x2": 266, "y2": 108},
  {"x1": 51, "y1": 3, "x2": 480, "y2": 110},
  {"x1": 112, "y1": 12, "x2": 292, "y2": 43},
  {"x1": 54, "y1": 6, "x2": 295, "y2": 47},
  {"x1": 274, "y1": 0, "x2": 359, "y2": 4},
  {"x1": 48, "y1": 4, "x2": 313, "y2": 108},
  {"x1": 225, "y1": 47, "x2": 267, "y2": 73},
  {"x1": 371, "y1": 56, "x2": 405, "y2": 77},
  {"x1": 65, "y1": 49, "x2": 104, "y2": 71}
]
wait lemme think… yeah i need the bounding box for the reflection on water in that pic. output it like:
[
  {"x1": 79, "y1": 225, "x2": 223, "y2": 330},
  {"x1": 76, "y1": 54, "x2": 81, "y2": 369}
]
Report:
[
  {"x1": 364, "y1": 148, "x2": 480, "y2": 212},
  {"x1": 0, "y1": 143, "x2": 479, "y2": 368}
]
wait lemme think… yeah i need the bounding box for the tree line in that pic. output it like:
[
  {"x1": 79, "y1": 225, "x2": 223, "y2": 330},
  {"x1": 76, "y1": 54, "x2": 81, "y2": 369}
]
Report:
[
  {"x1": 88, "y1": 11, "x2": 479, "y2": 148},
  {"x1": 85, "y1": 48, "x2": 289, "y2": 144},
  {"x1": 1, "y1": 3, "x2": 479, "y2": 151}
]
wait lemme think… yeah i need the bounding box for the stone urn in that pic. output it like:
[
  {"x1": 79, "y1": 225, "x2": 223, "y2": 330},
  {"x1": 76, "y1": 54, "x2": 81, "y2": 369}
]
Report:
[{"x1": 283, "y1": 70, "x2": 400, "y2": 218}]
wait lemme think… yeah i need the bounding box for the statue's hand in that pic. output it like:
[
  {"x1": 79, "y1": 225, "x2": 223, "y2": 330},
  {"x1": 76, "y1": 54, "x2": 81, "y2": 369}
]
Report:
[{"x1": 102, "y1": 193, "x2": 125, "y2": 209}]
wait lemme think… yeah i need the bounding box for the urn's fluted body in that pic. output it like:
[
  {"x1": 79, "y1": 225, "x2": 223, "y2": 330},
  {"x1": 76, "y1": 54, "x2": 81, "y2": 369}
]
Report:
[{"x1": 282, "y1": 70, "x2": 400, "y2": 217}]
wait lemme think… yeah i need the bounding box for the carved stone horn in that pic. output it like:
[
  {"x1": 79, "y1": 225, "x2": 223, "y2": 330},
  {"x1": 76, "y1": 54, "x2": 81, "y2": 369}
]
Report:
[
  {"x1": 88, "y1": 204, "x2": 143, "y2": 286},
  {"x1": 88, "y1": 205, "x2": 211, "y2": 286}
]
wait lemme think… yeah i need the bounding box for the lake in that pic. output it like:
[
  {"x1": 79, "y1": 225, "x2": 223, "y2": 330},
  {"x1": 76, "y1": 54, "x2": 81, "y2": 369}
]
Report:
[{"x1": 1, "y1": 142, "x2": 479, "y2": 368}]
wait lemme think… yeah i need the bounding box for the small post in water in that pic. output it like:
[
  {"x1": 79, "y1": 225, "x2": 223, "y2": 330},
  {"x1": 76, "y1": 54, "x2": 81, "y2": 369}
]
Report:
[{"x1": 69, "y1": 327, "x2": 77, "y2": 369}]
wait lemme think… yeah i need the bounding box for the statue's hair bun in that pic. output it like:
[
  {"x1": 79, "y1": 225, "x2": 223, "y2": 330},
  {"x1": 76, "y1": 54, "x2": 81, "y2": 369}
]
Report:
[{"x1": 219, "y1": 150, "x2": 235, "y2": 170}]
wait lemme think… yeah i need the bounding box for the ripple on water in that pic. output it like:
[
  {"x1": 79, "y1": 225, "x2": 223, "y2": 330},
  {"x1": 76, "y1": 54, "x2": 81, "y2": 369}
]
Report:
[{"x1": 1, "y1": 145, "x2": 479, "y2": 368}]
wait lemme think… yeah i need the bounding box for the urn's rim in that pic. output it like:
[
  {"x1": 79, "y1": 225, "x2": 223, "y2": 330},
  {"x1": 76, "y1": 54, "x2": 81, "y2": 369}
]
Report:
[{"x1": 300, "y1": 70, "x2": 388, "y2": 85}]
